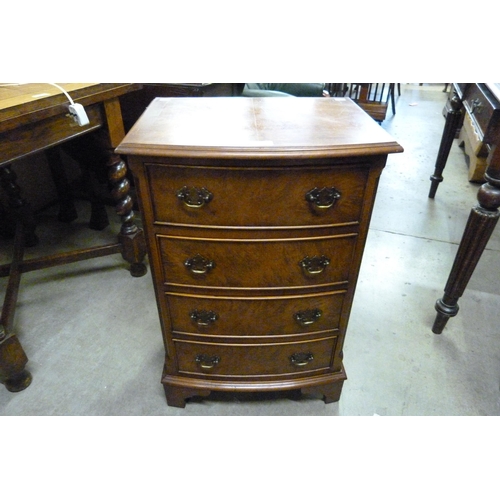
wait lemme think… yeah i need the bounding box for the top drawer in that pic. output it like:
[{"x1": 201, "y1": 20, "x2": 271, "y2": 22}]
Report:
[{"x1": 145, "y1": 163, "x2": 368, "y2": 228}]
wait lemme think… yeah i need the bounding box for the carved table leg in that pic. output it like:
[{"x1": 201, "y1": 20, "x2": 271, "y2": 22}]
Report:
[
  {"x1": 429, "y1": 91, "x2": 463, "y2": 198},
  {"x1": 108, "y1": 154, "x2": 147, "y2": 277},
  {"x1": 61, "y1": 132, "x2": 147, "y2": 276},
  {"x1": 433, "y1": 147, "x2": 500, "y2": 333}
]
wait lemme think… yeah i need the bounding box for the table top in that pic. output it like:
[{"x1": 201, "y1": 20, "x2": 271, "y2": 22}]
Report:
[
  {"x1": 116, "y1": 97, "x2": 403, "y2": 160},
  {"x1": 0, "y1": 83, "x2": 140, "y2": 133},
  {"x1": 0, "y1": 83, "x2": 95, "y2": 110}
]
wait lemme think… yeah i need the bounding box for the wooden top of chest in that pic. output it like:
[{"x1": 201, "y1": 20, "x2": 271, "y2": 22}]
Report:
[{"x1": 116, "y1": 97, "x2": 403, "y2": 160}]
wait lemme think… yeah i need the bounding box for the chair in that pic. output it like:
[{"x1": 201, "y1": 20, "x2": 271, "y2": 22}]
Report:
[
  {"x1": 242, "y1": 83, "x2": 328, "y2": 97},
  {"x1": 41, "y1": 139, "x2": 112, "y2": 232},
  {"x1": 327, "y1": 83, "x2": 399, "y2": 122}
]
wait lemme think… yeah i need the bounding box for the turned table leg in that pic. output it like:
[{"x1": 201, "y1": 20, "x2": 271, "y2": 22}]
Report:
[
  {"x1": 61, "y1": 131, "x2": 147, "y2": 277},
  {"x1": 0, "y1": 336, "x2": 32, "y2": 392},
  {"x1": 429, "y1": 91, "x2": 463, "y2": 199},
  {"x1": 107, "y1": 154, "x2": 147, "y2": 277},
  {"x1": 433, "y1": 146, "x2": 500, "y2": 333},
  {"x1": 0, "y1": 213, "x2": 32, "y2": 392}
]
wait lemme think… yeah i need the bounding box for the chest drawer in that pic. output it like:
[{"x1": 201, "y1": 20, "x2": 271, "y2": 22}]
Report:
[
  {"x1": 174, "y1": 336, "x2": 338, "y2": 377},
  {"x1": 158, "y1": 233, "x2": 357, "y2": 289},
  {"x1": 146, "y1": 163, "x2": 368, "y2": 228},
  {"x1": 166, "y1": 291, "x2": 345, "y2": 337}
]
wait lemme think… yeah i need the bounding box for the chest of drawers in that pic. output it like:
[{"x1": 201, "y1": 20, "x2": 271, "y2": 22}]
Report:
[{"x1": 116, "y1": 97, "x2": 402, "y2": 407}]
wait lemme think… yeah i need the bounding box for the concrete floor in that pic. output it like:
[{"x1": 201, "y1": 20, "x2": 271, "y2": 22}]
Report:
[{"x1": 1, "y1": 84, "x2": 499, "y2": 416}]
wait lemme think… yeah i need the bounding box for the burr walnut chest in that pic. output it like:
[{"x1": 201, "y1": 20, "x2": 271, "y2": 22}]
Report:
[{"x1": 116, "y1": 97, "x2": 402, "y2": 407}]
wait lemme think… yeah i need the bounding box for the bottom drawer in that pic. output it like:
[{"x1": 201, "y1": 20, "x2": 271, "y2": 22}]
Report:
[{"x1": 174, "y1": 336, "x2": 338, "y2": 377}]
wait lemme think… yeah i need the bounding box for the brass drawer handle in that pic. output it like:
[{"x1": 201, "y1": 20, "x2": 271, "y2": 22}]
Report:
[
  {"x1": 290, "y1": 352, "x2": 314, "y2": 366},
  {"x1": 294, "y1": 308, "x2": 323, "y2": 326},
  {"x1": 177, "y1": 186, "x2": 213, "y2": 208},
  {"x1": 184, "y1": 254, "x2": 215, "y2": 274},
  {"x1": 299, "y1": 256, "x2": 330, "y2": 275},
  {"x1": 190, "y1": 310, "x2": 219, "y2": 326},
  {"x1": 195, "y1": 354, "x2": 220, "y2": 370},
  {"x1": 305, "y1": 187, "x2": 341, "y2": 209}
]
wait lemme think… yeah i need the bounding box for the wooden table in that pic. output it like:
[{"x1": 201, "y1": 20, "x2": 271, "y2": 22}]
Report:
[
  {"x1": 0, "y1": 83, "x2": 147, "y2": 391},
  {"x1": 430, "y1": 83, "x2": 500, "y2": 333}
]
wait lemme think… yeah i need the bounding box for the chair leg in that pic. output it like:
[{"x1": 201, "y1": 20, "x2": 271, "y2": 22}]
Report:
[
  {"x1": 60, "y1": 133, "x2": 110, "y2": 231},
  {"x1": 390, "y1": 83, "x2": 396, "y2": 115},
  {"x1": 45, "y1": 148, "x2": 78, "y2": 223},
  {"x1": 0, "y1": 222, "x2": 33, "y2": 392}
]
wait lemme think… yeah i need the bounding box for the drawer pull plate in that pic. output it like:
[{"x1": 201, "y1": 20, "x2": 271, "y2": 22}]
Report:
[
  {"x1": 177, "y1": 186, "x2": 213, "y2": 208},
  {"x1": 294, "y1": 308, "x2": 323, "y2": 326},
  {"x1": 290, "y1": 352, "x2": 314, "y2": 366},
  {"x1": 305, "y1": 187, "x2": 341, "y2": 209},
  {"x1": 299, "y1": 255, "x2": 330, "y2": 275},
  {"x1": 195, "y1": 354, "x2": 220, "y2": 369},
  {"x1": 184, "y1": 254, "x2": 216, "y2": 274},
  {"x1": 190, "y1": 310, "x2": 219, "y2": 326}
]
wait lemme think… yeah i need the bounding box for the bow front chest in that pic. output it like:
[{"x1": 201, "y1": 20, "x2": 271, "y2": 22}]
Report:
[{"x1": 116, "y1": 97, "x2": 402, "y2": 407}]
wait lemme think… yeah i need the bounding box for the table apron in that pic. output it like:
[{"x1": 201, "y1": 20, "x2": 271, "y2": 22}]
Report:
[{"x1": 0, "y1": 103, "x2": 104, "y2": 167}]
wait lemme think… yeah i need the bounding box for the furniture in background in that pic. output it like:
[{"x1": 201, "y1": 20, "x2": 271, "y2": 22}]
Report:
[
  {"x1": 116, "y1": 97, "x2": 402, "y2": 407},
  {"x1": 241, "y1": 84, "x2": 398, "y2": 123},
  {"x1": 428, "y1": 83, "x2": 469, "y2": 198},
  {"x1": 431, "y1": 83, "x2": 500, "y2": 334},
  {"x1": 327, "y1": 83, "x2": 399, "y2": 122},
  {"x1": 429, "y1": 83, "x2": 500, "y2": 196},
  {"x1": 242, "y1": 83, "x2": 327, "y2": 97},
  {"x1": 0, "y1": 83, "x2": 147, "y2": 392},
  {"x1": 458, "y1": 84, "x2": 500, "y2": 182},
  {"x1": 120, "y1": 83, "x2": 328, "y2": 128},
  {"x1": 119, "y1": 83, "x2": 398, "y2": 127},
  {"x1": 120, "y1": 83, "x2": 244, "y2": 131}
]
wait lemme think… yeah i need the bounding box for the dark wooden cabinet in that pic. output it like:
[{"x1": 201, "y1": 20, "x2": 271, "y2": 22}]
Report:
[
  {"x1": 116, "y1": 97, "x2": 402, "y2": 407},
  {"x1": 431, "y1": 84, "x2": 500, "y2": 334}
]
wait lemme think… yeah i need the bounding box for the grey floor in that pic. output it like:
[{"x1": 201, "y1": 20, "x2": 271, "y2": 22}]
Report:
[{"x1": 1, "y1": 84, "x2": 499, "y2": 416}]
